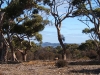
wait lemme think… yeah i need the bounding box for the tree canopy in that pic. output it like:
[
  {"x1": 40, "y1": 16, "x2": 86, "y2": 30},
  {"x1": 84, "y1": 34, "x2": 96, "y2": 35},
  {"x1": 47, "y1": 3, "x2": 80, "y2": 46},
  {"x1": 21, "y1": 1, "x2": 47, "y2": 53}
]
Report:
[
  {"x1": 1, "y1": 0, "x2": 50, "y2": 45},
  {"x1": 0, "y1": 0, "x2": 50, "y2": 62}
]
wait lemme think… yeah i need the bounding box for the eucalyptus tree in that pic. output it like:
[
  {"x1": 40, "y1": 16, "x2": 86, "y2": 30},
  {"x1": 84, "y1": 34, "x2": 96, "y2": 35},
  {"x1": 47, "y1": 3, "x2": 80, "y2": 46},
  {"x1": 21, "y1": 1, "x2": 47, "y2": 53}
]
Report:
[
  {"x1": 0, "y1": 0, "x2": 49, "y2": 62},
  {"x1": 0, "y1": 0, "x2": 8, "y2": 62},
  {"x1": 12, "y1": 36, "x2": 37, "y2": 61},
  {"x1": 72, "y1": 0, "x2": 100, "y2": 41},
  {"x1": 72, "y1": 0, "x2": 100, "y2": 60},
  {"x1": 79, "y1": 40, "x2": 98, "y2": 51},
  {"x1": 42, "y1": 0, "x2": 75, "y2": 60},
  {"x1": 82, "y1": 28, "x2": 96, "y2": 39}
]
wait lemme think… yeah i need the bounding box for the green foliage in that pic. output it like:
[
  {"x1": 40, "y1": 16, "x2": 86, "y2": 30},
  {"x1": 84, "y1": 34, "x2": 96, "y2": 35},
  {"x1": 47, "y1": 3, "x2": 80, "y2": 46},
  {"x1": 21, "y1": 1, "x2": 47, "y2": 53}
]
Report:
[
  {"x1": 34, "y1": 49, "x2": 55, "y2": 60},
  {"x1": 87, "y1": 50, "x2": 98, "y2": 59},
  {"x1": 11, "y1": 25, "x2": 25, "y2": 34},
  {"x1": 79, "y1": 40, "x2": 97, "y2": 51},
  {"x1": 55, "y1": 46, "x2": 62, "y2": 52},
  {"x1": 2, "y1": 0, "x2": 49, "y2": 32},
  {"x1": 37, "y1": 6, "x2": 50, "y2": 14},
  {"x1": 43, "y1": 0, "x2": 50, "y2": 5},
  {"x1": 93, "y1": 8, "x2": 100, "y2": 17},
  {"x1": 1, "y1": 0, "x2": 50, "y2": 48},
  {"x1": 11, "y1": 36, "x2": 23, "y2": 48},
  {"x1": 80, "y1": 56, "x2": 90, "y2": 60},
  {"x1": 82, "y1": 28, "x2": 91, "y2": 34},
  {"x1": 72, "y1": 7, "x2": 89, "y2": 16},
  {"x1": 82, "y1": 28, "x2": 96, "y2": 35},
  {"x1": 21, "y1": 15, "x2": 45, "y2": 36},
  {"x1": 55, "y1": 60, "x2": 68, "y2": 68},
  {"x1": 72, "y1": 0, "x2": 100, "y2": 43},
  {"x1": 66, "y1": 44, "x2": 79, "y2": 51},
  {"x1": 72, "y1": 0, "x2": 86, "y2": 6},
  {"x1": 34, "y1": 33, "x2": 42, "y2": 42},
  {"x1": 4, "y1": 0, "x2": 34, "y2": 19},
  {"x1": 73, "y1": 49, "x2": 81, "y2": 58}
]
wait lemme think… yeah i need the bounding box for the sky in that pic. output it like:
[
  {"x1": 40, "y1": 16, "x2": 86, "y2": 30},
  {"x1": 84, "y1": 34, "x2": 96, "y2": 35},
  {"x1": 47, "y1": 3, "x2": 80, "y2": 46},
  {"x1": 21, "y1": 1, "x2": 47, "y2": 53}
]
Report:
[
  {"x1": 39, "y1": 1, "x2": 95, "y2": 44},
  {"x1": 40, "y1": 17, "x2": 94, "y2": 44},
  {"x1": 2, "y1": 0, "x2": 95, "y2": 44}
]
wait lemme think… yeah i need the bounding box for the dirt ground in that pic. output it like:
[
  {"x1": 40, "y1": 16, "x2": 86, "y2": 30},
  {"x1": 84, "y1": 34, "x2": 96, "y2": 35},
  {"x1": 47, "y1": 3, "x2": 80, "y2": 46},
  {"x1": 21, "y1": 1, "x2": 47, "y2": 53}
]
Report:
[{"x1": 0, "y1": 60, "x2": 100, "y2": 75}]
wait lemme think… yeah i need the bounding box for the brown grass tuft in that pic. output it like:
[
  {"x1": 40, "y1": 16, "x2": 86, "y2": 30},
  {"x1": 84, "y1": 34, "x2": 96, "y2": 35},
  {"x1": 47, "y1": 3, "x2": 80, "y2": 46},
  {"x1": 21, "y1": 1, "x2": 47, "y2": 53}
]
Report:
[
  {"x1": 0, "y1": 71, "x2": 3, "y2": 75},
  {"x1": 22, "y1": 60, "x2": 55, "y2": 66}
]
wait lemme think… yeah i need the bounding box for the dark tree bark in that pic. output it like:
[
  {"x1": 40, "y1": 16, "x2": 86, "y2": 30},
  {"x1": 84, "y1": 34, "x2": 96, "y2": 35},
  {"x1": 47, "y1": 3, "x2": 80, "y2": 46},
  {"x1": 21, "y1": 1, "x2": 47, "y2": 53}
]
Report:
[
  {"x1": 0, "y1": 12, "x2": 8, "y2": 63},
  {"x1": 0, "y1": 32, "x2": 8, "y2": 63},
  {"x1": 56, "y1": 26, "x2": 66, "y2": 60}
]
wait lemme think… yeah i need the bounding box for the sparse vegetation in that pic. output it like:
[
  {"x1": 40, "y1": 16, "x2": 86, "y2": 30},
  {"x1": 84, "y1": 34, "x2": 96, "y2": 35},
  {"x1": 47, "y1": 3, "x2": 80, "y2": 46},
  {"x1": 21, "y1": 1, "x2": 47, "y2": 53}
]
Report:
[
  {"x1": 55, "y1": 60, "x2": 68, "y2": 68},
  {"x1": 0, "y1": 60, "x2": 100, "y2": 75},
  {"x1": 0, "y1": 72, "x2": 3, "y2": 75},
  {"x1": 1, "y1": 0, "x2": 100, "y2": 75}
]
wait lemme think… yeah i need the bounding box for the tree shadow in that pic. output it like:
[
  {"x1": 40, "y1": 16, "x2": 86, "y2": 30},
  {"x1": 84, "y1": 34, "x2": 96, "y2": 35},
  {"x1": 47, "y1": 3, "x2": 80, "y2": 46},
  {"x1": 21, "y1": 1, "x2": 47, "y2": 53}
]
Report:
[
  {"x1": 0, "y1": 61, "x2": 21, "y2": 64},
  {"x1": 68, "y1": 60, "x2": 100, "y2": 65},
  {"x1": 70, "y1": 68, "x2": 100, "y2": 74}
]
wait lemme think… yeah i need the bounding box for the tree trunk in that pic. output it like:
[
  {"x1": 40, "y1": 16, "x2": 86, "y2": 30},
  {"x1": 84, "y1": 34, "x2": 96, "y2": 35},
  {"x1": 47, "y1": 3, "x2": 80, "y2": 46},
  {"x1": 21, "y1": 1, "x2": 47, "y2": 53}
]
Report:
[
  {"x1": 3, "y1": 42, "x2": 8, "y2": 63},
  {"x1": 18, "y1": 49, "x2": 27, "y2": 62},
  {"x1": 96, "y1": 30, "x2": 100, "y2": 61},
  {"x1": 0, "y1": 42, "x2": 3, "y2": 61},
  {"x1": 23, "y1": 54, "x2": 27, "y2": 62},
  {"x1": 23, "y1": 50, "x2": 27, "y2": 62},
  {"x1": 0, "y1": 31, "x2": 8, "y2": 63},
  {"x1": 0, "y1": 39, "x2": 8, "y2": 63},
  {"x1": 10, "y1": 46, "x2": 19, "y2": 62},
  {"x1": 56, "y1": 26, "x2": 66, "y2": 60},
  {"x1": 6, "y1": 30, "x2": 19, "y2": 62},
  {"x1": 62, "y1": 50, "x2": 67, "y2": 60},
  {"x1": 0, "y1": 12, "x2": 6, "y2": 62},
  {"x1": 13, "y1": 52, "x2": 19, "y2": 62},
  {"x1": 4, "y1": 49, "x2": 8, "y2": 62}
]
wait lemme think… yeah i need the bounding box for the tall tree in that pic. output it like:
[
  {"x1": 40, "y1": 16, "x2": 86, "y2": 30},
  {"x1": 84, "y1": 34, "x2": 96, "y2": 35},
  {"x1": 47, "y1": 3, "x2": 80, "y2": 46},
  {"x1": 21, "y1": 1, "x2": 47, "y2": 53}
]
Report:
[
  {"x1": 0, "y1": 0, "x2": 9, "y2": 62},
  {"x1": 72, "y1": 0, "x2": 100, "y2": 60},
  {"x1": 0, "y1": 0, "x2": 49, "y2": 62},
  {"x1": 43, "y1": 0, "x2": 74, "y2": 60}
]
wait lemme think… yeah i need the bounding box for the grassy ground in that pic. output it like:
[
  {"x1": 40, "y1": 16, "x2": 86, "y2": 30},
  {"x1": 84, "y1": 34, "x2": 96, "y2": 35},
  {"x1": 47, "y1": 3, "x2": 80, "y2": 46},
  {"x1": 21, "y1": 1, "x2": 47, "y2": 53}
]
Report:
[{"x1": 0, "y1": 60, "x2": 100, "y2": 75}]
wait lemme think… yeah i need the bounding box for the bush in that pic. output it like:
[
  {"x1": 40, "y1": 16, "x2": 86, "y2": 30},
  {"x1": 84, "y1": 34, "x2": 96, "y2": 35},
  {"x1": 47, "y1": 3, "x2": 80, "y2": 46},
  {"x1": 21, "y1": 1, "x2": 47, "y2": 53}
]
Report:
[
  {"x1": 80, "y1": 56, "x2": 90, "y2": 60},
  {"x1": 55, "y1": 60, "x2": 68, "y2": 68},
  {"x1": 87, "y1": 50, "x2": 98, "y2": 59},
  {"x1": 34, "y1": 49, "x2": 55, "y2": 60}
]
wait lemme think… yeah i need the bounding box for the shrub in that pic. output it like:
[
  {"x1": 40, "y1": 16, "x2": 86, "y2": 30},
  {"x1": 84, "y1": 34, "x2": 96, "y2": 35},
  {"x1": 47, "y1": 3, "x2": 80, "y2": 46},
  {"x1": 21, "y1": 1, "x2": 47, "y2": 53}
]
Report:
[
  {"x1": 87, "y1": 50, "x2": 98, "y2": 59},
  {"x1": 80, "y1": 56, "x2": 90, "y2": 60},
  {"x1": 55, "y1": 59, "x2": 68, "y2": 68},
  {"x1": 34, "y1": 49, "x2": 55, "y2": 60}
]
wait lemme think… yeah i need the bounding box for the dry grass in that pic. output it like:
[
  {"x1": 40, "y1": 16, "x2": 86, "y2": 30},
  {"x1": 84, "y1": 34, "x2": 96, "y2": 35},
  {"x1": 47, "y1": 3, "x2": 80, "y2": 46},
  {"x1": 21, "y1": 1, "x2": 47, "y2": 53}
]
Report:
[
  {"x1": 22, "y1": 60, "x2": 55, "y2": 66},
  {"x1": 0, "y1": 60, "x2": 100, "y2": 75},
  {"x1": 0, "y1": 71, "x2": 3, "y2": 75}
]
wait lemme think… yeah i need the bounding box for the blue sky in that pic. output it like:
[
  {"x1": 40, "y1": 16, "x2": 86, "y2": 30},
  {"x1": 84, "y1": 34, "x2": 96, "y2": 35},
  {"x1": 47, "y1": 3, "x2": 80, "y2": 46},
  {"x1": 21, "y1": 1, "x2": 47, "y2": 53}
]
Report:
[
  {"x1": 40, "y1": 17, "x2": 94, "y2": 44},
  {"x1": 2, "y1": 0, "x2": 94, "y2": 44},
  {"x1": 39, "y1": 1, "x2": 95, "y2": 44}
]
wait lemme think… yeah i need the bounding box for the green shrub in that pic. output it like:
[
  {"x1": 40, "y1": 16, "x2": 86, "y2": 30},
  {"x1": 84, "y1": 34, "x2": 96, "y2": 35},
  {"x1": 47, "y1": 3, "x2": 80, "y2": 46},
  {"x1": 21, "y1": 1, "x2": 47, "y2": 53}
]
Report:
[{"x1": 55, "y1": 60, "x2": 68, "y2": 68}]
